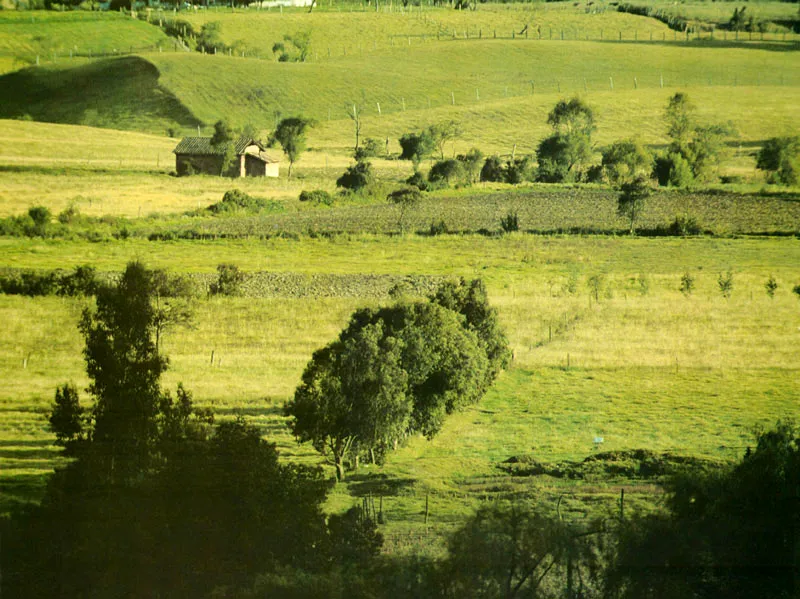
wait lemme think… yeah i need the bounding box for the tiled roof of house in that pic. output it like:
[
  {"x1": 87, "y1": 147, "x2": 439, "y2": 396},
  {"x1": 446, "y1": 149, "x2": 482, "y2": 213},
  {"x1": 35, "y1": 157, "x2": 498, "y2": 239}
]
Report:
[{"x1": 173, "y1": 136, "x2": 277, "y2": 162}]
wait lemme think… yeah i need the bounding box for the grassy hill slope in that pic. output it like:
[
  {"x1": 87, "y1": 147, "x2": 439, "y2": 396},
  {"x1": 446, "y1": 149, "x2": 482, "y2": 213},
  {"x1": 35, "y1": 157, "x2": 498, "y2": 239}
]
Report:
[
  {"x1": 3, "y1": 38, "x2": 798, "y2": 145},
  {"x1": 0, "y1": 11, "x2": 171, "y2": 70},
  {"x1": 0, "y1": 55, "x2": 201, "y2": 133},
  {"x1": 149, "y1": 40, "x2": 800, "y2": 126},
  {"x1": 174, "y1": 3, "x2": 674, "y2": 57}
]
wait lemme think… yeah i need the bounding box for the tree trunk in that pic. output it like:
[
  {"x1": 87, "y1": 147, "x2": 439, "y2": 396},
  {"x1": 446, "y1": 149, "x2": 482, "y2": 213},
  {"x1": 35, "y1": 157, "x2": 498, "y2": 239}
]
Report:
[{"x1": 335, "y1": 455, "x2": 345, "y2": 482}]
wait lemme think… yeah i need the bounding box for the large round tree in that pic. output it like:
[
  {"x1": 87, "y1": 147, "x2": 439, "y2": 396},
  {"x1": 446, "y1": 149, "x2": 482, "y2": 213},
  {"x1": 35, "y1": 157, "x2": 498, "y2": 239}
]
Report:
[{"x1": 285, "y1": 287, "x2": 507, "y2": 481}]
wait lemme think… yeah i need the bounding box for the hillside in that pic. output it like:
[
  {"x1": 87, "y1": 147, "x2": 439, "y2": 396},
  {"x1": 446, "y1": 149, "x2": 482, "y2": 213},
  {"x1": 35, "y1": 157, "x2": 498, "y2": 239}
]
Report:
[
  {"x1": 2, "y1": 38, "x2": 799, "y2": 148},
  {"x1": 0, "y1": 55, "x2": 201, "y2": 133},
  {"x1": 0, "y1": 10, "x2": 171, "y2": 69},
  {"x1": 174, "y1": 2, "x2": 674, "y2": 56}
]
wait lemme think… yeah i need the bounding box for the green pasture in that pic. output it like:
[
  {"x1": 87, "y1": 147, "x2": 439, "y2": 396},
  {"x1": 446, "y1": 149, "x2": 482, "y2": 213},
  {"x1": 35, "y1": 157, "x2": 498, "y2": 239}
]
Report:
[
  {"x1": 3, "y1": 77, "x2": 799, "y2": 218},
  {"x1": 0, "y1": 11, "x2": 171, "y2": 66},
  {"x1": 619, "y1": 0, "x2": 800, "y2": 31},
  {"x1": 173, "y1": 2, "x2": 674, "y2": 57},
  {"x1": 1, "y1": 2, "x2": 800, "y2": 543},
  {"x1": 144, "y1": 41, "x2": 800, "y2": 129},
  {"x1": 3, "y1": 36, "x2": 799, "y2": 138},
  {"x1": 1, "y1": 235, "x2": 798, "y2": 532}
]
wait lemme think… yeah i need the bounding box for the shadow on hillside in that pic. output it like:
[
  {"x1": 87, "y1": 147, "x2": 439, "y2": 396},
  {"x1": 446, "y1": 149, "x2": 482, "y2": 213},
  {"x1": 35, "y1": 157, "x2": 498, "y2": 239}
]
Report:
[
  {"x1": 0, "y1": 164, "x2": 167, "y2": 177},
  {"x1": 346, "y1": 472, "x2": 417, "y2": 497},
  {"x1": 0, "y1": 55, "x2": 202, "y2": 133},
  {"x1": 596, "y1": 38, "x2": 800, "y2": 53}
]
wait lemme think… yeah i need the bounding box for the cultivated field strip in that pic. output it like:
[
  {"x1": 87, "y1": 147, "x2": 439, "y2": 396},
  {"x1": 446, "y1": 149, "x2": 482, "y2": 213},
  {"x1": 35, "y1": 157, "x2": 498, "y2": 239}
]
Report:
[{"x1": 163, "y1": 187, "x2": 800, "y2": 237}]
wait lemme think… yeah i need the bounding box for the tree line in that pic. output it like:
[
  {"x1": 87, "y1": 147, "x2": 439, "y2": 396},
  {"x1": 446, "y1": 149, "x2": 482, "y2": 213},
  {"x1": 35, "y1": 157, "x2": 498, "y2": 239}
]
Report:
[{"x1": 271, "y1": 92, "x2": 798, "y2": 235}]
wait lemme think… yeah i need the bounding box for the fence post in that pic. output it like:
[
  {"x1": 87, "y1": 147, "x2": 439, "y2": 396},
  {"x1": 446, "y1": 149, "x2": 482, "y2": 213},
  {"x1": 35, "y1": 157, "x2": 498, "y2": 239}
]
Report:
[
  {"x1": 634, "y1": 77, "x2": 638, "y2": 89},
  {"x1": 609, "y1": 76, "x2": 614, "y2": 90}
]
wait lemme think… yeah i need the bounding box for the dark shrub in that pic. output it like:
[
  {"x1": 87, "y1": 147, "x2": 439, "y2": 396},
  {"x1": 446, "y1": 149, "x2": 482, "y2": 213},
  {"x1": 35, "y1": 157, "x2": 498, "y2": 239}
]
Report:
[
  {"x1": 480, "y1": 156, "x2": 505, "y2": 183},
  {"x1": 57, "y1": 265, "x2": 99, "y2": 296},
  {"x1": 654, "y1": 153, "x2": 694, "y2": 187},
  {"x1": 336, "y1": 161, "x2": 373, "y2": 192},
  {"x1": 299, "y1": 190, "x2": 334, "y2": 205},
  {"x1": 58, "y1": 205, "x2": 81, "y2": 225},
  {"x1": 429, "y1": 220, "x2": 449, "y2": 236},
  {"x1": 405, "y1": 171, "x2": 429, "y2": 191},
  {"x1": 209, "y1": 263, "x2": 246, "y2": 296},
  {"x1": 208, "y1": 189, "x2": 271, "y2": 214},
  {"x1": 667, "y1": 215, "x2": 702, "y2": 236},
  {"x1": 398, "y1": 131, "x2": 435, "y2": 162},
  {"x1": 504, "y1": 158, "x2": 534, "y2": 184},
  {"x1": 28, "y1": 206, "x2": 51, "y2": 235},
  {"x1": 428, "y1": 159, "x2": 465, "y2": 188},
  {"x1": 500, "y1": 211, "x2": 520, "y2": 233},
  {"x1": 0, "y1": 265, "x2": 99, "y2": 297}
]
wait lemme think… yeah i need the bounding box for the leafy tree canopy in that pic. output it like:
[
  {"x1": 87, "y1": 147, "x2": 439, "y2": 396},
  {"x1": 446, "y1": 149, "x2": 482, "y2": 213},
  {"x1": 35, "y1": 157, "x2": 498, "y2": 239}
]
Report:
[
  {"x1": 399, "y1": 130, "x2": 436, "y2": 163},
  {"x1": 271, "y1": 116, "x2": 314, "y2": 177},
  {"x1": 601, "y1": 138, "x2": 653, "y2": 186},
  {"x1": 285, "y1": 285, "x2": 508, "y2": 480},
  {"x1": 608, "y1": 421, "x2": 800, "y2": 599},
  {"x1": 757, "y1": 135, "x2": 800, "y2": 185},
  {"x1": 546, "y1": 97, "x2": 595, "y2": 136}
]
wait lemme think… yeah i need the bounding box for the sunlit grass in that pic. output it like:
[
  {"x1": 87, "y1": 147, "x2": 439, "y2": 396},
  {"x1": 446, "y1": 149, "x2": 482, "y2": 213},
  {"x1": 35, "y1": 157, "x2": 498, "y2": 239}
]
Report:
[{"x1": 0, "y1": 10, "x2": 170, "y2": 65}]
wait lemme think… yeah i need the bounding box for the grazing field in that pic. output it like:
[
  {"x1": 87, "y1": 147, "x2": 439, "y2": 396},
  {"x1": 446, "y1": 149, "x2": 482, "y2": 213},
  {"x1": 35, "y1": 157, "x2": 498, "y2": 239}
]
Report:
[
  {"x1": 0, "y1": 11, "x2": 171, "y2": 66},
  {"x1": 2, "y1": 39, "x2": 799, "y2": 139},
  {"x1": 618, "y1": 0, "x2": 800, "y2": 32},
  {"x1": 174, "y1": 2, "x2": 674, "y2": 56},
  {"x1": 1, "y1": 1, "x2": 800, "y2": 562},
  {"x1": 1, "y1": 235, "x2": 799, "y2": 535}
]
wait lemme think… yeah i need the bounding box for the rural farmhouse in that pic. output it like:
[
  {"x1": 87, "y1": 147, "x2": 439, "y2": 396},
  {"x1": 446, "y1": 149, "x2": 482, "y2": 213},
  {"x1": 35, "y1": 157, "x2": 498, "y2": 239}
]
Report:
[{"x1": 173, "y1": 136, "x2": 279, "y2": 178}]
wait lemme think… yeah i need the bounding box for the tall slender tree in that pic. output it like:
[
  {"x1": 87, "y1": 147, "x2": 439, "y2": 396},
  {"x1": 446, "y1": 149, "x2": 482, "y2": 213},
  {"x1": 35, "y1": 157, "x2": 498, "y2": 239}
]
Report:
[{"x1": 271, "y1": 116, "x2": 314, "y2": 178}]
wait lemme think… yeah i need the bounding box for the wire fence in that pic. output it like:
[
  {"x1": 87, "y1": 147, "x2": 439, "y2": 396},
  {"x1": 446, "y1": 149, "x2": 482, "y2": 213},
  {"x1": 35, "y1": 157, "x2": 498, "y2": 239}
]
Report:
[{"x1": 10, "y1": 2, "x2": 799, "y2": 68}]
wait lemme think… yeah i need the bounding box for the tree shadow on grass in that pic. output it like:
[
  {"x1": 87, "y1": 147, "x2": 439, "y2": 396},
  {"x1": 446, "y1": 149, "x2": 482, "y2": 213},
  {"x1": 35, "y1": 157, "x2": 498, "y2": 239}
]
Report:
[{"x1": 346, "y1": 472, "x2": 417, "y2": 497}]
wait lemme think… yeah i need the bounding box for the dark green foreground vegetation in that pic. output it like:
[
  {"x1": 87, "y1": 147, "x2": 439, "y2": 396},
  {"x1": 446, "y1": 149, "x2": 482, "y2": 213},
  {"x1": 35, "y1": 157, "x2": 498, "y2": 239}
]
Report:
[
  {"x1": 3, "y1": 261, "x2": 799, "y2": 599},
  {"x1": 2, "y1": 5, "x2": 799, "y2": 596}
]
